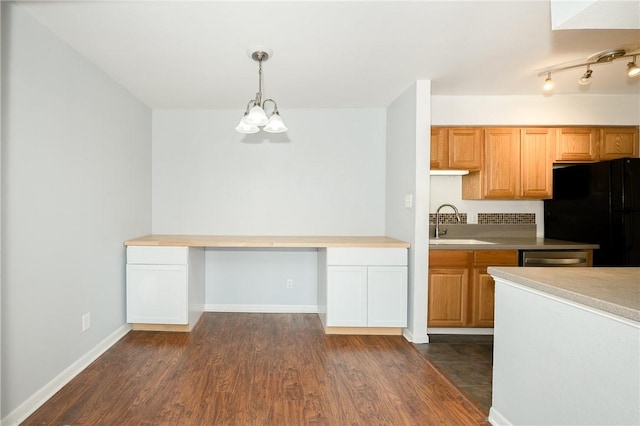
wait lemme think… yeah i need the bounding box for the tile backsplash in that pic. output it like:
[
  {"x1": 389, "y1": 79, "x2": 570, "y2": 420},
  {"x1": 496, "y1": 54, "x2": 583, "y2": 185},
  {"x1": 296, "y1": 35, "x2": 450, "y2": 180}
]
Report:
[{"x1": 429, "y1": 212, "x2": 536, "y2": 225}]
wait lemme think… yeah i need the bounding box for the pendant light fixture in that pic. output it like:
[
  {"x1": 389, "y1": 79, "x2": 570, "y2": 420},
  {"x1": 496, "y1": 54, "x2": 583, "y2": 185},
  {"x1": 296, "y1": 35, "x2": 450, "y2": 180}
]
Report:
[
  {"x1": 236, "y1": 47, "x2": 287, "y2": 134},
  {"x1": 537, "y1": 48, "x2": 640, "y2": 92}
]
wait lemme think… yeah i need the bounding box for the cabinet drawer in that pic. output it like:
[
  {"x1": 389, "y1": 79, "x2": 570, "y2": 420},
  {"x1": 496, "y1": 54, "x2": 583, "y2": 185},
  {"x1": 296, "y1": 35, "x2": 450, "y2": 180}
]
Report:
[
  {"x1": 473, "y1": 250, "x2": 518, "y2": 266},
  {"x1": 429, "y1": 250, "x2": 472, "y2": 267},
  {"x1": 326, "y1": 248, "x2": 407, "y2": 266},
  {"x1": 127, "y1": 246, "x2": 189, "y2": 265}
]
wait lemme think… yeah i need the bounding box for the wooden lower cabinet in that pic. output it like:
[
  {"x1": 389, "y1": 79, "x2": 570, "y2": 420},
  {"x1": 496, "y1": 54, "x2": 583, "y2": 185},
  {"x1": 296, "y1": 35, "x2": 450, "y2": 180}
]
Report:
[
  {"x1": 428, "y1": 249, "x2": 518, "y2": 328},
  {"x1": 428, "y1": 267, "x2": 469, "y2": 326}
]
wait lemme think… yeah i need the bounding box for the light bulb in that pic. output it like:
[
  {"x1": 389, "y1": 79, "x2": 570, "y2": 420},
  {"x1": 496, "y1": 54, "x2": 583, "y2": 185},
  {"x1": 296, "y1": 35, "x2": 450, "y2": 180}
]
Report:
[
  {"x1": 542, "y1": 74, "x2": 554, "y2": 92},
  {"x1": 627, "y1": 60, "x2": 640, "y2": 77}
]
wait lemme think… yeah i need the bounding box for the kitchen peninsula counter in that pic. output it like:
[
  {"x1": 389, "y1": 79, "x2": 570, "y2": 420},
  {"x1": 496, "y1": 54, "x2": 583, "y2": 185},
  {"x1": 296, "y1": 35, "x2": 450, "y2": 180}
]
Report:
[
  {"x1": 488, "y1": 266, "x2": 640, "y2": 321},
  {"x1": 125, "y1": 234, "x2": 410, "y2": 248},
  {"x1": 488, "y1": 266, "x2": 639, "y2": 425}
]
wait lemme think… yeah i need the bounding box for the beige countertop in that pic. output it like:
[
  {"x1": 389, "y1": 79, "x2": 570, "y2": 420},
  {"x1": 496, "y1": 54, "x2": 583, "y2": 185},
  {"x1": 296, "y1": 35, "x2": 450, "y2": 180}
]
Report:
[
  {"x1": 125, "y1": 235, "x2": 410, "y2": 248},
  {"x1": 429, "y1": 237, "x2": 599, "y2": 250},
  {"x1": 488, "y1": 267, "x2": 640, "y2": 322}
]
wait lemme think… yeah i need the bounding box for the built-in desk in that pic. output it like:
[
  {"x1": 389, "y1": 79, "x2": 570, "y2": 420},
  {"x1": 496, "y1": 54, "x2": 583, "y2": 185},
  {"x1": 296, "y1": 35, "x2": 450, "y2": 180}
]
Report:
[{"x1": 125, "y1": 235, "x2": 410, "y2": 333}]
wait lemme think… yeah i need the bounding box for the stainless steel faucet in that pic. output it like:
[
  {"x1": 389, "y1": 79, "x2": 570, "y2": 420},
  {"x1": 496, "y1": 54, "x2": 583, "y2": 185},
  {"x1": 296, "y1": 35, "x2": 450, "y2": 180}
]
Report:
[{"x1": 434, "y1": 203, "x2": 461, "y2": 238}]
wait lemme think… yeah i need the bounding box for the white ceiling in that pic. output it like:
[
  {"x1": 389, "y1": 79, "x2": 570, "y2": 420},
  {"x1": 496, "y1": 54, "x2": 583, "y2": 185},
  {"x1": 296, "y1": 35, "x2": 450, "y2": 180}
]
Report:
[{"x1": 14, "y1": 0, "x2": 640, "y2": 109}]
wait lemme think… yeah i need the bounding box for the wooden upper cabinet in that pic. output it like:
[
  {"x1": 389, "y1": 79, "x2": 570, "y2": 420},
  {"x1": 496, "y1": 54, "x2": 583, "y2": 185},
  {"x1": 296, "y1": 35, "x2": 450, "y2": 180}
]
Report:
[
  {"x1": 520, "y1": 128, "x2": 554, "y2": 199},
  {"x1": 555, "y1": 128, "x2": 599, "y2": 162},
  {"x1": 430, "y1": 127, "x2": 482, "y2": 170},
  {"x1": 482, "y1": 128, "x2": 520, "y2": 199},
  {"x1": 555, "y1": 127, "x2": 638, "y2": 162},
  {"x1": 462, "y1": 128, "x2": 553, "y2": 200},
  {"x1": 430, "y1": 127, "x2": 449, "y2": 169},
  {"x1": 600, "y1": 127, "x2": 639, "y2": 160},
  {"x1": 448, "y1": 128, "x2": 483, "y2": 170}
]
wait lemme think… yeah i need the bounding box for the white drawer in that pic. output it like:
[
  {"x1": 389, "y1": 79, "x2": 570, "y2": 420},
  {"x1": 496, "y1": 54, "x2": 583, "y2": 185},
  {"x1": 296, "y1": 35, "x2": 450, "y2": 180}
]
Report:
[
  {"x1": 326, "y1": 248, "x2": 407, "y2": 266},
  {"x1": 127, "y1": 246, "x2": 189, "y2": 265}
]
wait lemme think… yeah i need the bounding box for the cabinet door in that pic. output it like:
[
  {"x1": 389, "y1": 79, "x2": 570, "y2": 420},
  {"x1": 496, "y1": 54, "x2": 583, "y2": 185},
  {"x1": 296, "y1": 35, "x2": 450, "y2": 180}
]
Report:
[
  {"x1": 367, "y1": 266, "x2": 408, "y2": 327},
  {"x1": 600, "y1": 127, "x2": 639, "y2": 160},
  {"x1": 126, "y1": 265, "x2": 188, "y2": 324},
  {"x1": 448, "y1": 128, "x2": 483, "y2": 170},
  {"x1": 483, "y1": 128, "x2": 520, "y2": 198},
  {"x1": 427, "y1": 267, "x2": 469, "y2": 327},
  {"x1": 327, "y1": 266, "x2": 368, "y2": 326},
  {"x1": 471, "y1": 268, "x2": 495, "y2": 327},
  {"x1": 555, "y1": 128, "x2": 598, "y2": 162},
  {"x1": 431, "y1": 127, "x2": 449, "y2": 169},
  {"x1": 520, "y1": 128, "x2": 553, "y2": 199}
]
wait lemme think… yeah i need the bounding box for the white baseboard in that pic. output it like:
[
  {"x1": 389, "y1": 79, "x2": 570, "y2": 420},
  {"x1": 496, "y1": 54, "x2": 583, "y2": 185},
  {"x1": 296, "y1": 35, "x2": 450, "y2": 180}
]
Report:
[
  {"x1": 1, "y1": 324, "x2": 131, "y2": 426},
  {"x1": 488, "y1": 407, "x2": 512, "y2": 425},
  {"x1": 427, "y1": 327, "x2": 494, "y2": 335},
  {"x1": 405, "y1": 328, "x2": 429, "y2": 343},
  {"x1": 205, "y1": 304, "x2": 318, "y2": 313}
]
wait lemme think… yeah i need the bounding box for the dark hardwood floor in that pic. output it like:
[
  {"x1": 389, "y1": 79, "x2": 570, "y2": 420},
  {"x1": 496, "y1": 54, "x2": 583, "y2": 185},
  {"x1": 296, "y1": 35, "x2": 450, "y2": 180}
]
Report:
[{"x1": 23, "y1": 313, "x2": 487, "y2": 425}]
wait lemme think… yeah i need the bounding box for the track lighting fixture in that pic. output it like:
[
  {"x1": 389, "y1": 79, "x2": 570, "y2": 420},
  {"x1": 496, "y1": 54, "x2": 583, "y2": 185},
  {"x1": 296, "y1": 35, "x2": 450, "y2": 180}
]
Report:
[
  {"x1": 542, "y1": 73, "x2": 554, "y2": 92},
  {"x1": 578, "y1": 66, "x2": 593, "y2": 85},
  {"x1": 628, "y1": 56, "x2": 640, "y2": 77},
  {"x1": 537, "y1": 48, "x2": 640, "y2": 92},
  {"x1": 236, "y1": 47, "x2": 287, "y2": 134}
]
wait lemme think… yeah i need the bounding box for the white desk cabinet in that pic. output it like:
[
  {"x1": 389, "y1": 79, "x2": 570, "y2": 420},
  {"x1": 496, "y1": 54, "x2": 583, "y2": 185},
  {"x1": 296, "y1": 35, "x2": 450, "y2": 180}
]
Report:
[
  {"x1": 126, "y1": 246, "x2": 204, "y2": 332},
  {"x1": 319, "y1": 248, "x2": 408, "y2": 333}
]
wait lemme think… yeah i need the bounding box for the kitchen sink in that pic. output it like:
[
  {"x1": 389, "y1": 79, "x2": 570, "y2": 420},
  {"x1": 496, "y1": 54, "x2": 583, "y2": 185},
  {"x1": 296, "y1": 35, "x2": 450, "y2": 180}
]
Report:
[{"x1": 429, "y1": 238, "x2": 497, "y2": 245}]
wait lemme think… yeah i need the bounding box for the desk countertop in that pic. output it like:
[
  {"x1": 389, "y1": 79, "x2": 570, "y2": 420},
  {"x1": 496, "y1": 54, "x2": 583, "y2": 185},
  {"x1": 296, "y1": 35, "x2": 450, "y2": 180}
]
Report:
[
  {"x1": 125, "y1": 235, "x2": 411, "y2": 248},
  {"x1": 488, "y1": 267, "x2": 640, "y2": 322}
]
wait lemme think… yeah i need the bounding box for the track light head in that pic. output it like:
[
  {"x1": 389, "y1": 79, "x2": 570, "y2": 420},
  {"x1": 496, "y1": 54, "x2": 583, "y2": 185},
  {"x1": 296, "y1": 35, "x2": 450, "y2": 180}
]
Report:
[
  {"x1": 542, "y1": 73, "x2": 554, "y2": 92},
  {"x1": 578, "y1": 68, "x2": 593, "y2": 85},
  {"x1": 628, "y1": 56, "x2": 640, "y2": 77},
  {"x1": 537, "y1": 47, "x2": 640, "y2": 92}
]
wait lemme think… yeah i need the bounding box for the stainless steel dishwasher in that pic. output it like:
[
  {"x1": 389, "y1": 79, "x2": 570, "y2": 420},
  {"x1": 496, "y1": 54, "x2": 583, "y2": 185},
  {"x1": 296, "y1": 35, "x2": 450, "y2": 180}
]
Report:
[{"x1": 519, "y1": 250, "x2": 590, "y2": 267}]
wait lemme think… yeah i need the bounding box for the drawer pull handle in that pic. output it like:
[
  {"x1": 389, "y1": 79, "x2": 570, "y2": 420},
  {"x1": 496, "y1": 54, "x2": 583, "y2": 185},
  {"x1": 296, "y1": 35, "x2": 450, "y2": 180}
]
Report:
[{"x1": 525, "y1": 258, "x2": 585, "y2": 265}]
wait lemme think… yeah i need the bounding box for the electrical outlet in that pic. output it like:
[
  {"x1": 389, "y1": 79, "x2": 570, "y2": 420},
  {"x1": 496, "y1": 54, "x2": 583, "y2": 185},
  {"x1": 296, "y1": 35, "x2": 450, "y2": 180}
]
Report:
[
  {"x1": 82, "y1": 312, "x2": 91, "y2": 332},
  {"x1": 286, "y1": 279, "x2": 293, "y2": 289},
  {"x1": 468, "y1": 212, "x2": 478, "y2": 224}
]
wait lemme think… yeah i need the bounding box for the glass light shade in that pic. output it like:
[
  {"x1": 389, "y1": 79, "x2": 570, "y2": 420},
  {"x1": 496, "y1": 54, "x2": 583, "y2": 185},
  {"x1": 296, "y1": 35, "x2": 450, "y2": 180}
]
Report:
[
  {"x1": 245, "y1": 105, "x2": 269, "y2": 126},
  {"x1": 542, "y1": 76, "x2": 554, "y2": 92},
  {"x1": 263, "y1": 113, "x2": 288, "y2": 133},
  {"x1": 627, "y1": 62, "x2": 640, "y2": 77},
  {"x1": 235, "y1": 117, "x2": 259, "y2": 134}
]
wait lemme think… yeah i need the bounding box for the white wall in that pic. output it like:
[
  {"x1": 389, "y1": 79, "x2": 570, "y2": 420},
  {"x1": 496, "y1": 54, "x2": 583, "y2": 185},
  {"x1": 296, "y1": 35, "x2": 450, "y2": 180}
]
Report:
[
  {"x1": 385, "y1": 81, "x2": 430, "y2": 343},
  {"x1": 152, "y1": 108, "x2": 386, "y2": 235},
  {"x1": 432, "y1": 95, "x2": 640, "y2": 126},
  {"x1": 152, "y1": 108, "x2": 387, "y2": 311},
  {"x1": 205, "y1": 248, "x2": 318, "y2": 312},
  {"x1": 430, "y1": 94, "x2": 640, "y2": 236},
  {"x1": 1, "y1": 3, "x2": 151, "y2": 421},
  {"x1": 0, "y1": 2, "x2": 3, "y2": 418}
]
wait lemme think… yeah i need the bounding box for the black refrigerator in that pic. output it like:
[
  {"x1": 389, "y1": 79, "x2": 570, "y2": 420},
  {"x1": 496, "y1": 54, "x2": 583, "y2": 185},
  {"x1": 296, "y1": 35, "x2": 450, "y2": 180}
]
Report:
[{"x1": 544, "y1": 157, "x2": 640, "y2": 266}]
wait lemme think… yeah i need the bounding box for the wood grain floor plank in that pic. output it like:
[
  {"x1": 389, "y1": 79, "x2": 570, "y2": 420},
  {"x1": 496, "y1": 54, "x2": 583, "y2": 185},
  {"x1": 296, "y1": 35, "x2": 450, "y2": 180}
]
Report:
[{"x1": 22, "y1": 313, "x2": 487, "y2": 425}]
